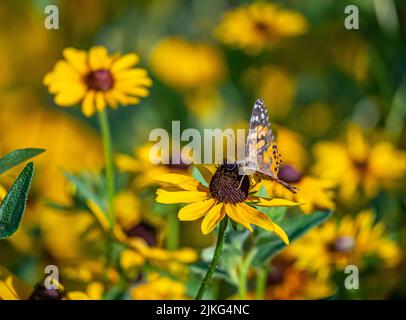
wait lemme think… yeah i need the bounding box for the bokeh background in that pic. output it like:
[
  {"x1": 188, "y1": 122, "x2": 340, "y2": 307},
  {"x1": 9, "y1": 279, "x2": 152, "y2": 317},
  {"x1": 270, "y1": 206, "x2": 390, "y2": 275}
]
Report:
[{"x1": 0, "y1": 0, "x2": 406, "y2": 300}]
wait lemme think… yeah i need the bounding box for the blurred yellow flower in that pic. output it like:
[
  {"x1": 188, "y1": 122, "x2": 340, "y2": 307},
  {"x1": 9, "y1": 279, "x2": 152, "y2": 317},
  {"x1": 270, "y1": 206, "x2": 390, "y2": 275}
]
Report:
[
  {"x1": 215, "y1": 2, "x2": 308, "y2": 54},
  {"x1": 116, "y1": 143, "x2": 191, "y2": 189},
  {"x1": 263, "y1": 165, "x2": 335, "y2": 214},
  {"x1": 0, "y1": 266, "x2": 89, "y2": 300},
  {"x1": 150, "y1": 37, "x2": 225, "y2": 90},
  {"x1": 263, "y1": 257, "x2": 333, "y2": 300},
  {"x1": 0, "y1": 95, "x2": 103, "y2": 205},
  {"x1": 43, "y1": 46, "x2": 152, "y2": 116},
  {"x1": 131, "y1": 273, "x2": 187, "y2": 300},
  {"x1": 287, "y1": 210, "x2": 400, "y2": 276},
  {"x1": 275, "y1": 127, "x2": 308, "y2": 172},
  {"x1": 312, "y1": 125, "x2": 406, "y2": 202},
  {"x1": 155, "y1": 165, "x2": 297, "y2": 239},
  {"x1": 244, "y1": 67, "x2": 296, "y2": 119}
]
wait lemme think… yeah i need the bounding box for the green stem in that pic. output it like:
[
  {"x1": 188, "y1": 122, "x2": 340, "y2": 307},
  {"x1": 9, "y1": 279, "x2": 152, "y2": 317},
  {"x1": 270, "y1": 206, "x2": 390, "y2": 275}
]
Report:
[
  {"x1": 98, "y1": 109, "x2": 115, "y2": 292},
  {"x1": 195, "y1": 217, "x2": 228, "y2": 300},
  {"x1": 98, "y1": 109, "x2": 115, "y2": 227},
  {"x1": 167, "y1": 210, "x2": 179, "y2": 250},
  {"x1": 255, "y1": 267, "x2": 268, "y2": 300},
  {"x1": 238, "y1": 248, "x2": 257, "y2": 299}
]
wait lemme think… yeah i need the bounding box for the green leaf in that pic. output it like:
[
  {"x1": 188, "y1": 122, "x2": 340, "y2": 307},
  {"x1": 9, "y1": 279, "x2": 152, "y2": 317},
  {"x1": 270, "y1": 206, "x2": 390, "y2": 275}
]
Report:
[
  {"x1": 0, "y1": 148, "x2": 44, "y2": 175},
  {"x1": 252, "y1": 210, "x2": 333, "y2": 266},
  {"x1": 0, "y1": 162, "x2": 34, "y2": 238}
]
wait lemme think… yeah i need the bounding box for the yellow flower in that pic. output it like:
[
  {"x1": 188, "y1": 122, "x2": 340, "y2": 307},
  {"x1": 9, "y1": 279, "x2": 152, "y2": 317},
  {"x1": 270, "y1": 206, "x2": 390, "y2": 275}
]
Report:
[
  {"x1": 150, "y1": 37, "x2": 225, "y2": 90},
  {"x1": 312, "y1": 125, "x2": 406, "y2": 202},
  {"x1": 214, "y1": 2, "x2": 308, "y2": 54},
  {"x1": 155, "y1": 164, "x2": 298, "y2": 241},
  {"x1": 287, "y1": 209, "x2": 401, "y2": 276},
  {"x1": 131, "y1": 273, "x2": 187, "y2": 300},
  {"x1": 263, "y1": 256, "x2": 333, "y2": 300},
  {"x1": 43, "y1": 46, "x2": 152, "y2": 116},
  {"x1": 263, "y1": 165, "x2": 335, "y2": 214},
  {"x1": 0, "y1": 266, "x2": 89, "y2": 300},
  {"x1": 244, "y1": 67, "x2": 296, "y2": 119},
  {"x1": 116, "y1": 143, "x2": 191, "y2": 189}
]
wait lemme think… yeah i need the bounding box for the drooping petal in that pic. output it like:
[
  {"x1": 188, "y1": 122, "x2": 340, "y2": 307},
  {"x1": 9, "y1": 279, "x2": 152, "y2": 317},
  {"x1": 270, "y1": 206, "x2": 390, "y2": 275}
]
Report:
[
  {"x1": 201, "y1": 203, "x2": 225, "y2": 235},
  {"x1": 239, "y1": 202, "x2": 275, "y2": 232},
  {"x1": 225, "y1": 204, "x2": 253, "y2": 232},
  {"x1": 178, "y1": 199, "x2": 216, "y2": 221},
  {"x1": 239, "y1": 203, "x2": 289, "y2": 244},
  {"x1": 156, "y1": 189, "x2": 208, "y2": 204}
]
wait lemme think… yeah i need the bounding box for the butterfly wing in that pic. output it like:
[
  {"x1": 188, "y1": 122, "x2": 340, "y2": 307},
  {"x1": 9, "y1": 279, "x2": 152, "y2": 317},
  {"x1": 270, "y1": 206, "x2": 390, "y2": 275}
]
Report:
[{"x1": 245, "y1": 99, "x2": 298, "y2": 193}]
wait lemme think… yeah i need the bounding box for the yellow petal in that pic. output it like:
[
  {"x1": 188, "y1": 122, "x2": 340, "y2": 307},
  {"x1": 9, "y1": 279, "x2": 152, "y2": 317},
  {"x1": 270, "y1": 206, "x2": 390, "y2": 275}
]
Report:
[
  {"x1": 239, "y1": 203, "x2": 275, "y2": 232},
  {"x1": 248, "y1": 196, "x2": 299, "y2": 207},
  {"x1": 54, "y1": 84, "x2": 86, "y2": 106},
  {"x1": 156, "y1": 189, "x2": 208, "y2": 204},
  {"x1": 81, "y1": 91, "x2": 96, "y2": 117},
  {"x1": 154, "y1": 174, "x2": 201, "y2": 191},
  {"x1": 111, "y1": 53, "x2": 140, "y2": 73},
  {"x1": 178, "y1": 199, "x2": 216, "y2": 221},
  {"x1": 201, "y1": 203, "x2": 225, "y2": 235},
  {"x1": 0, "y1": 267, "x2": 33, "y2": 300},
  {"x1": 63, "y1": 47, "x2": 89, "y2": 74},
  {"x1": 271, "y1": 222, "x2": 289, "y2": 244},
  {"x1": 95, "y1": 92, "x2": 106, "y2": 111},
  {"x1": 66, "y1": 291, "x2": 91, "y2": 300},
  {"x1": 88, "y1": 46, "x2": 109, "y2": 71},
  {"x1": 225, "y1": 204, "x2": 253, "y2": 232}
]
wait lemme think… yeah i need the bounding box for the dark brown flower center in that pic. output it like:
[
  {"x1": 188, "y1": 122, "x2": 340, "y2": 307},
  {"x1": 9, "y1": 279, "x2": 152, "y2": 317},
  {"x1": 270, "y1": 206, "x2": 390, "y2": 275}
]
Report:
[
  {"x1": 329, "y1": 236, "x2": 355, "y2": 253},
  {"x1": 277, "y1": 165, "x2": 302, "y2": 183},
  {"x1": 267, "y1": 264, "x2": 285, "y2": 285},
  {"x1": 255, "y1": 21, "x2": 272, "y2": 35},
  {"x1": 125, "y1": 222, "x2": 157, "y2": 247},
  {"x1": 85, "y1": 69, "x2": 114, "y2": 91},
  {"x1": 209, "y1": 162, "x2": 250, "y2": 204},
  {"x1": 28, "y1": 284, "x2": 65, "y2": 300},
  {"x1": 353, "y1": 159, "x2": 368, "y2": 174}
]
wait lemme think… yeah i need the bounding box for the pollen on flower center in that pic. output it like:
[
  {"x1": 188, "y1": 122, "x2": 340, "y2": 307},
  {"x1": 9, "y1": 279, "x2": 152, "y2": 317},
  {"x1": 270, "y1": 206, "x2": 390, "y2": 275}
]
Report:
[
  {"x1": 209, "y1": 162, "x2": 250, "y2": 204},
  {"x1": 85, "y1": 69, "x2": 114, "y2": 91}
]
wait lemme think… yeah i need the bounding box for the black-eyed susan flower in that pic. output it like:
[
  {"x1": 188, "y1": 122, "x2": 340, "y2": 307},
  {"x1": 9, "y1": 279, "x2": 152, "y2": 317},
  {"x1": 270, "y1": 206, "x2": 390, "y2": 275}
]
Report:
[
  {"x1": 260, "y1": 256, "x2": 333, "y2": 300},
  {"x1": 155, "y1": 164, "x2": 297, "y2": 241},
  {"x1": 0, "y1": 266, "x2": 89, "y2": 300},
  {"x1": 149, "y1": 37, "x2": 225, "y2": 90},
  {"x1": 263, "y1": 164, "x2": 335, "y2": 214},
  {"x1": 43, "y1": 46, "x2": 152, "y2": 116},
  {"x1": 287, "y1": 209, "x2": 400, "y2": 276},
  {"x1": 312, "y1": 125, "x2": 406, "y2": 202},
  {"x1": 214, "y1": 2, "x2": 308, "y2": 54}
]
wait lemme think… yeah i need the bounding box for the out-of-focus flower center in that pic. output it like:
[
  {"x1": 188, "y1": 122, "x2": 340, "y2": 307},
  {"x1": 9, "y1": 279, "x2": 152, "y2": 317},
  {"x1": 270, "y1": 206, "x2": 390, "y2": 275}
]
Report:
[
  {"x1": 28, "y1": 284, "x2": 64, "y2": 300},
  {"x1": 209, "y1": 162, "x2": 250, "y2": 204},
  {"x1": 267, "y1": 264, "x2": 285, "y2": 285},
  {"x1": 278, "y1": 165, "x2": 302, "y2": 183},
  {"x1": 352, "y1": 159, "x2": 368, "y2": 174},
  {"x1": 85, "y1": 69, "x2": 114, "y2": 91},
  {"x1": 330, "y1": 236, "x2": 355, "y2": 253},
  {"x1": 125, "y1": 222, "x2": 157, "y2": 247},
  {"x1": 255, "y1": 21, "x2": 273, "y2": 36}
]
